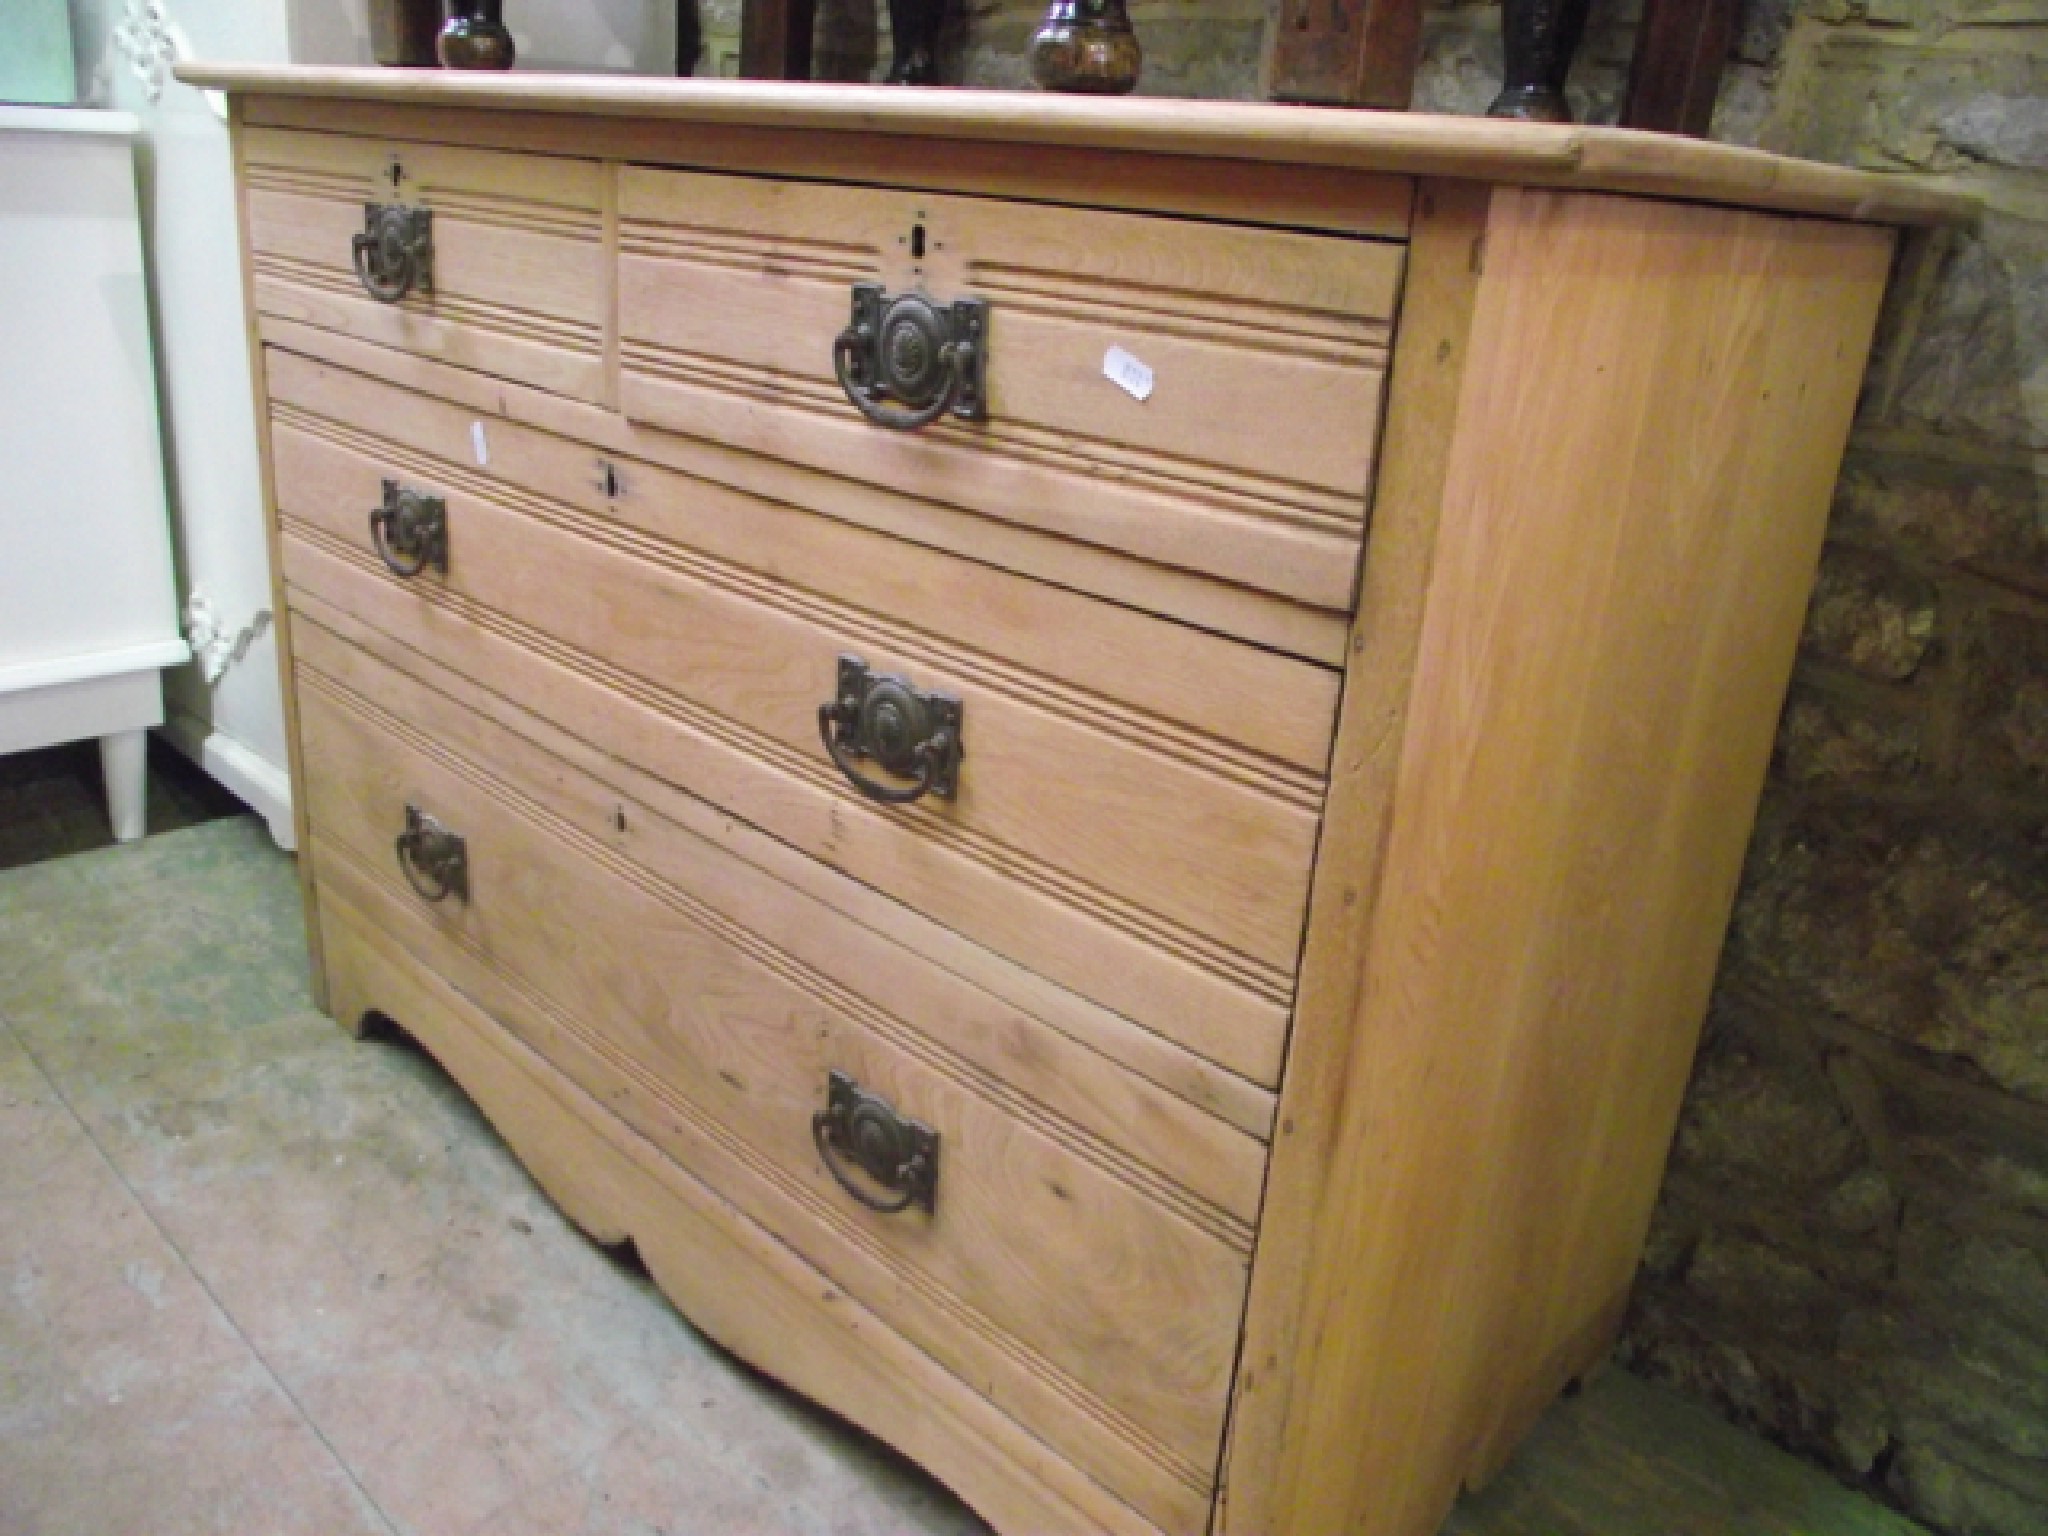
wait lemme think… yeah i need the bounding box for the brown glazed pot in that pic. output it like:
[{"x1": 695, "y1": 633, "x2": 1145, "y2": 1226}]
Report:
[
  {"x1": 438, "y1": 0, "x2": 516, "y2": 70},
  {"x1": 1027, "y1": 0, "x2": 1141, "y2": 95}
]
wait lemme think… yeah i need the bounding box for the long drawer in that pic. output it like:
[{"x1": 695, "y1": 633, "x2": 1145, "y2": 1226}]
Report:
[
  {"x1": 243, "y1": 128, "x2": 608, "y2": 404},
  {"x1": 294, "y1": 617, "x2": 1255, "y2": 1535},
  {"x1": 618, "y1": 167, "x2": 1403, "y2": 615},
  {"x1": 267, "y1": 348, "x2": 1336, "y2": 1086}
]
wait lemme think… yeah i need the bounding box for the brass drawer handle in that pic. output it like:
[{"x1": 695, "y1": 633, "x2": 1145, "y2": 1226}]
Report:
[
  {"x1": 812, "y1": 1070, "x2": 940, "y2": 1215},
  {"x1": 832, "y1": 282, "x2": 988, "y2": 432},
  {"x1": 395, "y1": 805, "x2": 468, "y2": 903},
  {"x1": 352, "y1": 202, "x2": 432, "y2": 304},
  {"x1": 818, "y1": 654, "x2": 963, "y2": 806},
  {"x1": 369, "y1": 480, "x2": 448, "y2": 579}
]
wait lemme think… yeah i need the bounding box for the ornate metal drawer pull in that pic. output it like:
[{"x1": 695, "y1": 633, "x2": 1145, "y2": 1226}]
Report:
[
  {"x1": 352, "y1": 202, "x2": 432, "y2": 304},
  {"x1": 369, "y1": 480, "x2": 448, "y2": 579},
  {"x1": 818, "y1": 654, "x2": 963, "y2": 805},
  {"x1": 812, "y1": 1070, "x2": 940, "y2": 1215},
  {"x1": 832, "y1": 282, "x2": 988, "y2": 432},
  {"x1": 394, "y1": 805, "x2": 468, "y2": 903}
]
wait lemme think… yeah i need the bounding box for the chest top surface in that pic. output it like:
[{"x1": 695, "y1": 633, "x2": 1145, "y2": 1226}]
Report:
[{"x1": 178, "y1": 64, "x2": 1974, "y2": 228}]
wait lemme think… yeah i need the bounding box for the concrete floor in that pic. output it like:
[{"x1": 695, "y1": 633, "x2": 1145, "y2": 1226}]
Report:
[{"x1": 0, "y1": 808, "x2": 1933, "y2": 1536}]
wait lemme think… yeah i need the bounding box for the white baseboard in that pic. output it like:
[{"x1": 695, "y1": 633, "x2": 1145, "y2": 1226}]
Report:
[{"x1": 160, "y1": 709, "x2": 296, "y2": 852}]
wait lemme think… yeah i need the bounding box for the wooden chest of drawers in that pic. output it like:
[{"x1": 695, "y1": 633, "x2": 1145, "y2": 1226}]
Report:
[{"x1": 189, "y1": 65, "x2": 1971, "y2": 1536}]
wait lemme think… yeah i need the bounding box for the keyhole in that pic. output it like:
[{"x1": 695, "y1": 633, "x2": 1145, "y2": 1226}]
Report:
[
  {"x1": 601, "y1": 461, "x2": 620, "y2": 498},
  {"x1": 611, "y1": 804, "x2": 628, "y2": 833},
  {"x1": 910, "y1": 223, "x2": 926, "y2": 260},
  {"x1": 388, "y1": 159, "x2": 403, "y2": 189}
]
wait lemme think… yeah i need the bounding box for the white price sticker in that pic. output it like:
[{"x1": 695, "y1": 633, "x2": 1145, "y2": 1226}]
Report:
[
  {"x1": 1103, "y1": 345, "x2": 1154, "y2": 403},
  {"x1": 471, "y1": 421, "x2": 490, "y2": 466}
]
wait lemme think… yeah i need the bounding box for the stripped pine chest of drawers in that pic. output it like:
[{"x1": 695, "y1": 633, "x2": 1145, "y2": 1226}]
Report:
[{"x1": 184, "y1": 64, "x2": 1973, "y2": 1536}]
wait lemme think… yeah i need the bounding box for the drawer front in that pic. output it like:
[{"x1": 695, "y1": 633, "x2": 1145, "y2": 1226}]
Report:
[
  {"x1": 268, "y1": 350, "x2": 1333, "y2": 1086},
  {"x1": 618, "y1": 167, "x2": 1401, "y2": 616},
  {"x1": 294, "y1": 623, "x2": 1253, "y2": 1535},
  {"x1": 244, "y1": 129, "x2": 607, "y2": 404}
]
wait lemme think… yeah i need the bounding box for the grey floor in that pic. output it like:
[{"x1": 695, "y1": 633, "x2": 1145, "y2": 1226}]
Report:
[{"x1": 0, "y1": 795, "x2": 1932, "y2": 1536}]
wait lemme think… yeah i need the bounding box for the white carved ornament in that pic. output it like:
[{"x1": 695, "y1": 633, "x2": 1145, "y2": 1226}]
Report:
[
  {"x1": 113, "y1": 0, "x2": 178, "y2": 104},
  {"x1": 185, "y1": 594, "x2": 273, "y2": 686}
]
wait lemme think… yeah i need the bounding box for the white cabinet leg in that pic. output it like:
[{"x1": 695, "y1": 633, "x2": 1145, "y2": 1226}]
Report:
[{"x1": 99, "y1": 729, "x2": 148, "y2": 843}]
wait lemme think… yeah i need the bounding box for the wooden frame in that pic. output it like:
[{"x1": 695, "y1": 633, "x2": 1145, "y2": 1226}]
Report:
[{"x1": 194, "y1": 66, "x2": 1971, "y2": 1536}]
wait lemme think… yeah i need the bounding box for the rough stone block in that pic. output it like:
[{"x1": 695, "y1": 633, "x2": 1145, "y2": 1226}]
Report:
[
  {"x1": 1888, "y1": 212, "x2": 2048, "y2": 456},
  {"x1": 1776, "y1": 677, "x2": 1932, "y2": 787},
  {"x1": 1668, "y1": 1001, "x2": 1866, "y2": 1195},
  {"x1": 1728, "y1": 807, "x2": 2048, "y2": 1104},
  {"x1": 1686, "y1": 1231, "x2": 1850, "y2": 1345},
  {"x1": 1802, "y1": 544, "x2": 1941, "y2": 682},
  {"x1": 1736, "y1": 0, "x2": 1799, "y2": 67},
  {"x1": 1891, "y1": 1434, "x2": 2048, "y2": 1536},
  {"x1": 1871, "y1": 1054, "x2": 2048, "y2": 1227},
  {"x1": 1832, "y1": 451, "x2": 2047, "y2": 602},
  {"x1": 1960, "y1": 603, "x2": 2048, "y2": 790},
  {"x1": 1938, "y1": 0, "x2": 2048, "y2": 22},
  {"x1": 1622, "y1": 1292, "x2": 1897, "y2": 1480},
  {"x1": 1411, "y1": 8, "x2": 1503, "y2": 117}
]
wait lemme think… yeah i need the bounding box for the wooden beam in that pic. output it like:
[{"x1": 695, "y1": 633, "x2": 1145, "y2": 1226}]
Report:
[
  {"x1": 739, "y1": 0, "x2": 814, "y2": 81},
  {"x1": 1264, "y1": 0, "x2": 1425, "y2": 109},
  {"x1": 1620, "y1": 0, "x2": 1739, "y2": 137}
]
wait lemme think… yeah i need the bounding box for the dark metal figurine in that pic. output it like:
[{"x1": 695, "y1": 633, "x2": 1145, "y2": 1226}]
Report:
[
  {"x1": 886, "y1": 0, "x2": 946, "y2": 83},
  {"x1": 1489, "y1": 0, "x2": 1591, "y2": 122}
]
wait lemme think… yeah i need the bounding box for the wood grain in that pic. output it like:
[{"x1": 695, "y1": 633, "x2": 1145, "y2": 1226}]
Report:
[
  {"x1": 242, "y1": 127, "x2": 608, "y2": 404},
  {"x1": 265, "y1": 370, "x2": 1325, "y2": 1079},
  {"x1": 618, "y1": 168, "x2": 1396, "y2": 613},
  {"x1": 293, "y1": 612, "x2": 1270, "y2": 1231},
  {"x1": 299, "y1": 644, "x2": 1247, "y2": 1530},
  {"x1": 264, "y1": 349, "x2": 1344, "y2": 774},
  {"x1": 200, "y1": 78, "x2": 1929, "y2": 1536},
  {"x1": 234, "y1": 96, "x2": 1418, "y2": 241},
  {"x1": 279, "y1": 527, "x2": 1293, "y2": 1087},
  {"x1": 1219, "y1": 177, "x2": 1494, "y2": 1536},
  {"x1": 316, "y1": 892, "x2": 1171, "y2": 1536},
  {"x1": 1264, "y1": 0, "x2": 1426, "y2": 109},
  {"x1": 258, "y1": 317, "x2": 1349, "y2": 665},
  {"x1": 1241, "y1": 189, "x2": 1895, "y2": 1536},
  {"x1": 287, "y1": 583, "x2": 1279, "y2": 1143},
  {"x1": 178, "y1": 65, "x2": 1977, "y2": 225}
]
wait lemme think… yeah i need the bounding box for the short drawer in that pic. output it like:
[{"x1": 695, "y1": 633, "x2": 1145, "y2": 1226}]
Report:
[
  {"x1": 267, "y1": 350, "x2": 1335, "y2": 1087},
  {"x1": 617, "y1": 167, "x2": 1401, "y2": 618},
  {"x1": 294, "y1": 621, "x2": 1256, "y2": 1536},
  {"x1": 244, "y1": 129, "x2": 606, "y2": 404}
]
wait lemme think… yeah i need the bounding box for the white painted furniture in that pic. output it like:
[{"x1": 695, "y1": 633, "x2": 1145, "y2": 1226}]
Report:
[
  {"x1": 91, "y1": 0, "x2": 299, "y2": 848},
  {"x1": 0, "y1": 106, "x2": 188, "y2": 840}
]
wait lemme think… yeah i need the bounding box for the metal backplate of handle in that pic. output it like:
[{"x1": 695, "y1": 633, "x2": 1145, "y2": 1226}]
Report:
[
  {"x1": 813, "y1": 1070, "x2": 940, "y2": 1215},
  {"x1": 395, "y1": 805, "x2": 468, "y2": 903},
  {"x1": 353, "y1": 202, "x2": 432, "y2": 304},
  {"x1": 369, "y1": 480, "x2": 448, "y2": 578},
  {"x1": 833, "y1": 283, "x2": 988, "y2": 431},
  {"x1": 818, "y1": 654, "x2": 963, "y2": 805}
]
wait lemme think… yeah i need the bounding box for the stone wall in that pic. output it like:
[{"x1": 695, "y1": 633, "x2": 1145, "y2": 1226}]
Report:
[
  {"x1": 880, "y1": 2, "x2": 2043, "y2": 1530},
  {"x1": 1614, "y1": 3, "x2": 2048, "y2": 1521}
]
